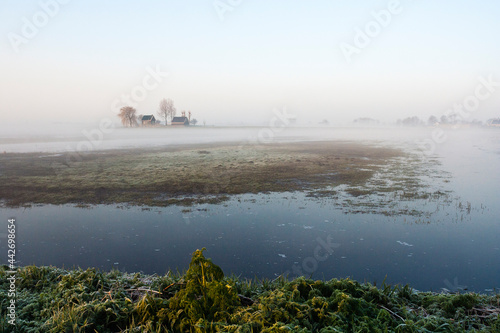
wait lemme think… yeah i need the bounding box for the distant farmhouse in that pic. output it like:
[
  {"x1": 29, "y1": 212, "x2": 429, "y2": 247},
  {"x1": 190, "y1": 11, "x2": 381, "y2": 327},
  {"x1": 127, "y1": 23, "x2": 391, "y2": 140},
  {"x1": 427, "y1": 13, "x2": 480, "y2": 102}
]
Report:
[
  {"x1": 171, "y1": 116, "x2": 189, "y2": 126},
  {"x1": 171, "y1": 111, "x2": 190, "y2": 126},
  {"x1": 141, "y1": 115, "x2": 157, "y2": 126},
  {"x1": 487, "y1": 118, "x2": 500, "y2": 127},
  {"x1": 137, "y1": 111, "x2": 194, "y2": 127}
]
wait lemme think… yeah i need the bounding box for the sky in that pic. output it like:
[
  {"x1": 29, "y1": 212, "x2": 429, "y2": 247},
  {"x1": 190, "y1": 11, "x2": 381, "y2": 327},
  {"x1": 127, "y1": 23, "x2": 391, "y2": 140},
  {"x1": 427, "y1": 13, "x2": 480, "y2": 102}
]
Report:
[{"x1": 1, "y1": 0, "x2": 499, "y2": 126}]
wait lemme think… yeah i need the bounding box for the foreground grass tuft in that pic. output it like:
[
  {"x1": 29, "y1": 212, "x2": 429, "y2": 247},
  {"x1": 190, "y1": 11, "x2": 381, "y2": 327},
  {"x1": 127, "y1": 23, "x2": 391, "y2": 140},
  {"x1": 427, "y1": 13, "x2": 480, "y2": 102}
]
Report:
[{"x1": 1, "y1": 250, "x2": 499, "y2": 332}]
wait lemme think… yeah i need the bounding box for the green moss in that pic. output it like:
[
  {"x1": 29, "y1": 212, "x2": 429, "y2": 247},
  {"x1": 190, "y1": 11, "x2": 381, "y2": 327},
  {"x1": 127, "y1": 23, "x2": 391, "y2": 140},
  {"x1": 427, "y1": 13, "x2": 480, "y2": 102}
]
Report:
[
  {"x1": 1, "y1": 253, "x2": 499, "y2": 332},
  {"x1": 165, "y1": 248, "x2": 241, "y2": 331}
]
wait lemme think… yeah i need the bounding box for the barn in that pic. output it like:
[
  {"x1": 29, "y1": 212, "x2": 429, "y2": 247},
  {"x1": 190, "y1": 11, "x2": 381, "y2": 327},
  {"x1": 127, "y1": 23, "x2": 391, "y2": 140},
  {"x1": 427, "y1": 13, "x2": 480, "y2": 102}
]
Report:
[
  {"x1": 171, "y1": 116, "x2": 189, "y2": 126},
  {"x1": 141, "y1": 115, "x2": 157, "y2": 126}
]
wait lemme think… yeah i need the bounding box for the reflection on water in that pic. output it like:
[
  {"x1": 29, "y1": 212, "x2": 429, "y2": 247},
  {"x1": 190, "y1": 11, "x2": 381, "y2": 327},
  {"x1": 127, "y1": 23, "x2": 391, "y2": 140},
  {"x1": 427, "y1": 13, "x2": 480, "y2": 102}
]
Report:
[{"x1": 1, "y1": 129, "x2": 499, "y2": 293}]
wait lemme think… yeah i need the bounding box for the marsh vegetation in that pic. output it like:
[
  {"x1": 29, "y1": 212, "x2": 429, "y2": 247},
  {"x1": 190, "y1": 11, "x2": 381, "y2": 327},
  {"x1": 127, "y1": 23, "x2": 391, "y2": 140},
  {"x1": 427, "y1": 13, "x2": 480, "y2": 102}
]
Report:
[
  {"x1": 2, "y1": 250, "x2": 499, "y2": 332},
  {"x1": 0, "y1": 141, "x2": 409, "y2": 208}
]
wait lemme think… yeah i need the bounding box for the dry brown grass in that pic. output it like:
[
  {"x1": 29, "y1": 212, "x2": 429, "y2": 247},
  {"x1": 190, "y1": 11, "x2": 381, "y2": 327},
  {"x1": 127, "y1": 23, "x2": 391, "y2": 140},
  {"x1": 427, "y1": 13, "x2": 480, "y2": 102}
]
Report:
[{"x1": 0, "y1": 141, "x2": 402, "y2": 207}]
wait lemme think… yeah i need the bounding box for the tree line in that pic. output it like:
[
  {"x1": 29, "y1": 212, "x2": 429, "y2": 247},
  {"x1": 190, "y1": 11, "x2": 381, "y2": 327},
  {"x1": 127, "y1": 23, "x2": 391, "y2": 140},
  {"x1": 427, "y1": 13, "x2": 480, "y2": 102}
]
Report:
[
  {"x1": 355, "y1": 115, "x2": 494, "y2": 127},
  {"x1": 396, "y1": 114, "x2": 485, "y2": 127}
]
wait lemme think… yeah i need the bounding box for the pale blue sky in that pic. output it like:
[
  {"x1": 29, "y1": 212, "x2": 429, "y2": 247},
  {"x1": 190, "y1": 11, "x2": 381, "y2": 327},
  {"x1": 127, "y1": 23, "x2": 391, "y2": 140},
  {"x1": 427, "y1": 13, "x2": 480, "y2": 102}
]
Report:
[{"x1": 1, "y1": 0, "x2": 499, "y2": 125}]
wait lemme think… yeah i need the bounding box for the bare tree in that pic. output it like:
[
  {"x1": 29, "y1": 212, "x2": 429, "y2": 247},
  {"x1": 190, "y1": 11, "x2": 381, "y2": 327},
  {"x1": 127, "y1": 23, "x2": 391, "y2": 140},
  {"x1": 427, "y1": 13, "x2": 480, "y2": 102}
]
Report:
[
  {"x1": 157, "y1": 98, "x2": 176, "y2": 125},
  {"x1": 157, "y1": 99, "x2": 168, "y2": 125},
  {"x1": 190, "y1": 118, "x2": 198, "y2": 126},
  {"x1": 118, "y1": 106, "x2": 138, "y2": 127},
  {"x1": 169, "y1": 102, "x2": 177, "y2": 122}
]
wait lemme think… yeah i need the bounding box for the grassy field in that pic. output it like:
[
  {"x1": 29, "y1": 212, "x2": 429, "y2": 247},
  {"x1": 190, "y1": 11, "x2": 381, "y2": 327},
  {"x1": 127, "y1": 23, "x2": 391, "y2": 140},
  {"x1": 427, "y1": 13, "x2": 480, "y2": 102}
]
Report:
[
  {"x1": 0, "y1": 141, "x2": 405, "y2": 208},
  {"x1": 1, "y1": 250, "x2": 499, "y2": 332}
]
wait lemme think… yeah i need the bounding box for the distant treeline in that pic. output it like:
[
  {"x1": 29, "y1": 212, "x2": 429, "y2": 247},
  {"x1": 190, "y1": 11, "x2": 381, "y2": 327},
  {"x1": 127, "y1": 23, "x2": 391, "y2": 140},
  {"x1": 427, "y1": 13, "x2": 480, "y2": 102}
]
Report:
[{"x1": 353, "y1": 116, "x2": 500, "y2": 127}]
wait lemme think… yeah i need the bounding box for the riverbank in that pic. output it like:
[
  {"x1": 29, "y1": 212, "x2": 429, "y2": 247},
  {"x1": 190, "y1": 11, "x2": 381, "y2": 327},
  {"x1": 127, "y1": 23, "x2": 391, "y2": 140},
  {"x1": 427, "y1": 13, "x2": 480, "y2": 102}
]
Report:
[
  {"x1": 1, "y1": 250, "x2": 499, "y2": 332},
  {"x1": 0, "y1": 141, "x2": 412, "y2": 208}
]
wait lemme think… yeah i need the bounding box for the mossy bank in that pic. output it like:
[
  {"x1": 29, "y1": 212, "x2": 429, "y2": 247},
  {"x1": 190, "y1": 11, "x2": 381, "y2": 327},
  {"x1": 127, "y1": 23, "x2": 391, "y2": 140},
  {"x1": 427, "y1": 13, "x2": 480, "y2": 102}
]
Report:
[{"x1": 1, "y1": 250, "x2": 499, "y2": 332}]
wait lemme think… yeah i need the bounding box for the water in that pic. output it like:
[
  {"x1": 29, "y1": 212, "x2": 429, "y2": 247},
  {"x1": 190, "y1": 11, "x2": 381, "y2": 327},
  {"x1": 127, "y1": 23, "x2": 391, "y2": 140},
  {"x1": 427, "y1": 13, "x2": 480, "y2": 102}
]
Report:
[{"x1": 1, "y1": 128, "x2": 499, "y2": 293}]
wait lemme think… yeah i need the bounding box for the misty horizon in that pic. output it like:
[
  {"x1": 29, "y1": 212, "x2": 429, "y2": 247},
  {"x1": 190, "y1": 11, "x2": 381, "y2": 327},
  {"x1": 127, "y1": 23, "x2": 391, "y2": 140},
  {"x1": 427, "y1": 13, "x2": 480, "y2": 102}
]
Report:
[{"x1": 1, "y1": 1, "x2": 499, "y2": 126}]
